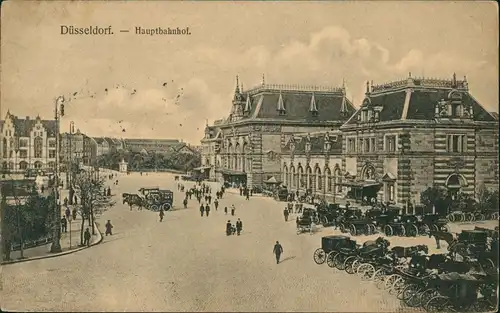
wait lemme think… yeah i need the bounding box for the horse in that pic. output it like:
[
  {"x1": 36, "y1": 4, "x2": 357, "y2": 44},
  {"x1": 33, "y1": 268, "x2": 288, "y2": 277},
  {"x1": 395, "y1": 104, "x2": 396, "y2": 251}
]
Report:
[
  {"x1": 122, "y1": 193, "x2": 132, "y2": 205},
  {"x1": 124, "y1": 194, "x2": 145, "y2": 210},
  {"x1": 429, "y1": 230, "x2": 456, "y2": 250}
]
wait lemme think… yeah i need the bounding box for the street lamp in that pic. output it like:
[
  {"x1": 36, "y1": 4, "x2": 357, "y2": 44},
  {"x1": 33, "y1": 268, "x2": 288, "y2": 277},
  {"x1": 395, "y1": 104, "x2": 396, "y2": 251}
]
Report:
[{"x1": 50, "y1": 95, "x2": 64, "y2": 253}]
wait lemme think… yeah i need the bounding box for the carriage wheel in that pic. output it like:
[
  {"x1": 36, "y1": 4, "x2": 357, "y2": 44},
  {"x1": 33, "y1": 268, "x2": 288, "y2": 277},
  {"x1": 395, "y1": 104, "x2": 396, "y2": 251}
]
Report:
[
  {"x1": 368, "y1": 224, "x2": 377, "y2": 235},
  {"x1": 397, "y1": 225, "x2": 406, "y2": 237},
  {"x1": 418, "y1": 289, "x2": 439, "y2": 308},
  {"x1": 401, "y1": 284, "x2": 423, "y2": 306},
  {"x1": 333, "y1": 253, "x2": 346, "y2": 270},
  {"x1": 349, "y1": 224, "x2": 357, "y2": 236},
  {"x1": 339, "y1": 223, "x2": 347, "y2": 233},
  {"x1": 313, "y1": 216, "x2": 320, "y2": 224},
  {"x1": 481, "y1": 258, "x2": 496, "y2": 271},
  {"x1": 425, "y1": 296, "x2": 451, "y2": 312},
  {"x1": 419, "y1": 224, "x2": 430, "y2": 236},
  {"x1": 440, "y1": 224, "x2": 450, "y2": 233},
  {"x1": 151, "y1": 204, "x2": 159, "y2": 211},
  {"x1": 459, "y1": 213, "x2": 466, "y2": 222},
  {"x1": 390, "y1": 276, "x2": 405, "y2": 296},
  {"x1": 326, "y1": 251, "x2": 337, "y2": 268},
  {"x1": 162, "y1": 203, "x2": 171, "y2": 211},
  {"x1": 373, "y1": 269, "x2": 386, "y2": 289},
  {"x1": 357, "y1": 263, "x2": 376, "y2": 281},
  {"x1": 447, "y1": 214, "x2": 454, "y2": 222},
  {"x1": 431, "y1": 224, "x2": 439, "y2": 233},
  {"x1": 313, "y1": 248, "x2": 326, "y2": 264},
  {"x1": 407, "y1": 224, "x2": 419, "y2": 237},
  {"x1": 478, "y1": 214, "x2": 485, "y2": 221},
  {"x1": 344, "y1": 256, "x2": 358, "y2": 274},
  {"x1": 384, "y1": 225, "x2": 394, "y2": 237},
  {"x1": 383, "y1": 274, "x2": 401, "y2": 290},
  {"x1": 466, "y1": 213, "x2": 474, "y2": 222}
]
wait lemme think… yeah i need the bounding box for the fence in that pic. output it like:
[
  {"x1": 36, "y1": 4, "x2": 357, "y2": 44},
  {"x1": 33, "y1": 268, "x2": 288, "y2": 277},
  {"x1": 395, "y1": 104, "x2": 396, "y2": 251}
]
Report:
[{"x1": 10, "y1": 237, "x2": 53, "y2": 252}]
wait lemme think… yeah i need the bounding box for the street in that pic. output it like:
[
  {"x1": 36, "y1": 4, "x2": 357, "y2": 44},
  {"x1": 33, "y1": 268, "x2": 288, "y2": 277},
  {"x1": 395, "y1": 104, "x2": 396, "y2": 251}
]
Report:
[{"x1": 1, "y1": 171, "x2": 406, "y2": 312}]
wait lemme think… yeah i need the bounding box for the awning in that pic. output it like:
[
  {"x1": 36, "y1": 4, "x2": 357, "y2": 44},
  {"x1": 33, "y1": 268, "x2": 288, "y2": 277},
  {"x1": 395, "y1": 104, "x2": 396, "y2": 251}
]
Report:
[
  {"x1": 265, "y1": 176, "x2": 280, "y2": 184},
  {"x1": 218, "y1": 169, "x2": 247, "y2": 176},
  {"x1": 193, "y1": 166, "x2": 211, "y2": 171},
  {"x1": 341, "y1": 181, "x2": 382, "y2": 188}
]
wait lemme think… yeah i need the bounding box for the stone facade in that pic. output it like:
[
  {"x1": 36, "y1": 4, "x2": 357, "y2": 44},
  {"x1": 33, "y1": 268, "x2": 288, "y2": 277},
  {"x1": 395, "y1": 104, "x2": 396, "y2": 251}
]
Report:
[
  {"x1": 0, "y1": 112, "x2": 58, "y2": 172},
  {"x1": 200, "y1": 76, "x2": 356, "y2": 188},
  {"x1": 338, "y1": 73, "x2": 498, "y2": 206}
]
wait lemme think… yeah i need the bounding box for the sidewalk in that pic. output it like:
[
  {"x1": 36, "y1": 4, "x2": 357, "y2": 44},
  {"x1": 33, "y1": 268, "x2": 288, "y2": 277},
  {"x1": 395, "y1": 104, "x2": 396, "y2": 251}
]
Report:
[{"x1": 7, "y1": 216, "x2": 101, "y2": 263}]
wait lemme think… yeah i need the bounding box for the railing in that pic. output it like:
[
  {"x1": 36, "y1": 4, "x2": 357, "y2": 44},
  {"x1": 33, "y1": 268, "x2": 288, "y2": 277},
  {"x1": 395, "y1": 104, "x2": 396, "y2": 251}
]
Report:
[
  {"x1": 10, "y1": 236, "x2": 53, "y2": 251},
  {"x1": 246, "y1": 83, "x2": 343, "y2": 95}
]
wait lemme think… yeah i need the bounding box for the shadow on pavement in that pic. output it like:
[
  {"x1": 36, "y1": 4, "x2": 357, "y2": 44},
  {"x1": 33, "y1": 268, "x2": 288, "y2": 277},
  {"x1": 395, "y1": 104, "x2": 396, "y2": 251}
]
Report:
[
  {"x1": 99, "y1": 236, "x2": 124, "y2": 245},
  {"x1": 280, "y1": 256, "x2": 296, "y2": 263}
]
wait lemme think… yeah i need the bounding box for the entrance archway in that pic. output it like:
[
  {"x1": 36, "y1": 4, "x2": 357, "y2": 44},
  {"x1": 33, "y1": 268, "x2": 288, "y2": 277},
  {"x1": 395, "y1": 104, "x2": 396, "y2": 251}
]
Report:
[{"x1": 445, "y1": 173, "x2": 467, "y2": 200}]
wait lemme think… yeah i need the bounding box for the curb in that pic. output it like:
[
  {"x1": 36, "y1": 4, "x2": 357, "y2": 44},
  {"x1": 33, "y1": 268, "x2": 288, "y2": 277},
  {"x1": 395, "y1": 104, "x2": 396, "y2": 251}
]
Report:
[{"x1": 1, "y1": 221, "x2": 103, "y2": 266}]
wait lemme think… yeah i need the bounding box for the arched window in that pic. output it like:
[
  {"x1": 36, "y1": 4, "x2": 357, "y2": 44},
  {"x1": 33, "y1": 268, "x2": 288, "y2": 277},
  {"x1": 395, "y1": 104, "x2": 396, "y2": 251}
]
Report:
[
  {"x1": 334, "y1": 168, "x2": 342, "y2": 192},
  {"x1": 290, "y1": 166, "x2": 296, "y2": 188},
  {"x1": 325, "y1": 167, "x2": 332, "y2": 192},
  {"x1": 19, "y1": 161, "x2": 28, "y2": 170},
  {"x1": 283, "y1": 165, "x2": 288, "y2": 186},
  {"x1": 34, "y1": 161, "x2": 43, "y2": 169},
  {"x1": 316, "y1": 167, "x2": 322, "y2": 190},
  {"x1": 362, "y1": 164, "x2": 376, "y2": 180},
  {"x1": 48, "y1": 161, "x2": 55, "y2": 169},
  {"x1": 307, "y1": 166, "x2": 313, "y2": 189},
  {"x1": 34, "y1": 137, "x2": 43, "y2": 158},
  {"x1": 298, "y1": 165, "x2": 305, "y2": 188}
]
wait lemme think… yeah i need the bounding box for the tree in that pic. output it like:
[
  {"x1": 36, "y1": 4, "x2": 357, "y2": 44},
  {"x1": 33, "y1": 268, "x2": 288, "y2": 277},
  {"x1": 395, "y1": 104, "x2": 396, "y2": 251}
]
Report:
[
  {"x1": 477, "y1": 184, "x2": 499, "y2": 212},
  {"x1": 420, "y1": 185, "x2": 451, "y2": 216},
  {"x1": 72, "y1": 169, "x2": 115, "y2": 245}
]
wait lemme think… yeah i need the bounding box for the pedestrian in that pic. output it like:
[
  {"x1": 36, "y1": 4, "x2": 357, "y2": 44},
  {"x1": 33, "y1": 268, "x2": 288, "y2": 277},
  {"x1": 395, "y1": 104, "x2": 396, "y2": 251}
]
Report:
[
  {"x1": 283, "y1": 208, "x2": 289, "y2": 222},
  {"x1": 105, "y1": 220, "x2": 113, "y2": 236},
  {"x1": 61, "y1": 216, "x2": 67, "y2": 233},
  {"x1": 72, "y1": 207, "x2": 77, "y2": 221},
  {"x1": 65, "y1": 206, "x2": 71, "y2": 220},
  {"x1": 231, "y1": 205, "x2": 235, "y2": 216},
  {"x1": 273, "y1": 241, "x2": 284, "y2": 264},
  {"x1": 159, "y1": 209, "x2": 165, "y2": 222},
  {"x1": 205, "y1": 204, "x2": 210, "y2": 217},
  {"x1": 74, "y1": 195, "x2": 78, "y2": 205},
  {"x1": 236, "y1": 218, "x2": 243, "y2": 236},
  {"x1": 200, "y1": 204, "x2": 205, "y2": 217},
  {"x1": 107, "y1": 186, "x2": 111, "y2": 196},
  {"x1": 224, "y1": 206, "x2": 228, "y2": 215},
  {"x1": 183, "y1": 198, "x2": 188, "y2": 209},
  {"x1": 64, "y1": 197, "x2": 68, "y2": 206},
  {"x1": 84, "y1": 228, "x2": 91, "y2": 246},
  {"x1": 208, "y1": 195, "x2": 212, "y2": 204},
  {"x1": 214, "y1": 199, "x2": 219, "y2": 211},
  {"x1": 226, "y1": 220, "x2": 232, "y2": 236},
  {"x1": 246, "y1": 191, "x2": 250, "y2": 200}
]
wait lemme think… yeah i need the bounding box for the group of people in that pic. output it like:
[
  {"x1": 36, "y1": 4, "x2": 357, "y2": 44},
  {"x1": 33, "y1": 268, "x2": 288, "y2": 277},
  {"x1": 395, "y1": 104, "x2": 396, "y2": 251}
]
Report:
[{"x1": 226, "y1": 218, "x2": 243, "y2": 236}]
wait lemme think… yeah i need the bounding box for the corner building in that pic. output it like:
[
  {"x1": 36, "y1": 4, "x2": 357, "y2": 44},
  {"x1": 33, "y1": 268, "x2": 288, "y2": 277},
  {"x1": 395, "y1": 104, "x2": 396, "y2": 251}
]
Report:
[
  {"x1": 201, "y1": 77, "x2": 356, "y2": 188},
  {"x1": 339, "y1": 74, "x2": 498, "y2": 206}
]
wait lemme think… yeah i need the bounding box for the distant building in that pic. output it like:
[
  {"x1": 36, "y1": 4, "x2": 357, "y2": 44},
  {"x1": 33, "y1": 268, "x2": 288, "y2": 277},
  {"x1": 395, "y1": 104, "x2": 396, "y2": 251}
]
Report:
[
  {"x1": 60, "y1": 130, "x2": 97, "y2": 166},
  {"x1": 1, "y1": 111, "x2": 57, "y2": 172},
  {"x1": 200, "y1": 76, "x2": 356, "y2": 187},
  {"x1": 123, "y1": 138, "x2": 180, "y2": 153}
]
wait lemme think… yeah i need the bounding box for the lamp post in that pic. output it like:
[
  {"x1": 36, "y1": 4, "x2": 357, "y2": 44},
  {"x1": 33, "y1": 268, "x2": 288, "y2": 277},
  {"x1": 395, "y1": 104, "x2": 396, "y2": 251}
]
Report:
[{"x1": 50, "y1": 95, "x2": 64, "y2": 253}]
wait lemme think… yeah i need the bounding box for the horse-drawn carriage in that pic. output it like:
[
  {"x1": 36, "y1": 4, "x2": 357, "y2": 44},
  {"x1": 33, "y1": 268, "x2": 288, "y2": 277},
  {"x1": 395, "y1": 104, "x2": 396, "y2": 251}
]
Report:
[
  {"x1": 313, "y1": 235, "x2": 357, "y2": 267},
  {"x1": 296, "y1": 207, "x2": 319, "y2": 234},
  {"x1": 123, "y1": 187, "x2": 174, "y2": 211}
]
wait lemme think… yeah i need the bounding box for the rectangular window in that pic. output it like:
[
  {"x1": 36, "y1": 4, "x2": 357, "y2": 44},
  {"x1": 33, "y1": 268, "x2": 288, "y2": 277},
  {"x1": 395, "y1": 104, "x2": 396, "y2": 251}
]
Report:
[
  {"x1": 389, "y1": 183, "x2": 395, "y2": 202},
  {"x1": 48, "y1": 140, "x2": 56, "y2": 148},
  {"x1": 347, "y1": 138, "x2": 356, "y2": 152},
  {"x1": 364, "y1": 138, "x2": 370, "y2": 153},
  {"x1": 358, "y1": 138, "x2": 363, "y2": 153},
  {"x1": 19, "y1": 139, "x2": 28, "y2": 148},
  {"x1": 370, "y1": 138, "x2": 376, "y2": 152},
  {"x1": 49, "y1": 150, "x2": 56, "y2": 158},
  {"x1": 447, "y1": 135, "x2": 466, "y2": 153},
  {"x1": 19, "y1": 150, "x2": 28, "y2": 158},
  {"x1": 385, "y1": 135, "x2": 396, "y2": 152}
]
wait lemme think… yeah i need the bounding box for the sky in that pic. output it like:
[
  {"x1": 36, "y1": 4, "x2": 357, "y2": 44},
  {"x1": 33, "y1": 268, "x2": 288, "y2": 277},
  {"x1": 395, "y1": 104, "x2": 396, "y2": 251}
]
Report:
[{"x1": 1, "y1": 1, "x2": 498, "y2": 144}]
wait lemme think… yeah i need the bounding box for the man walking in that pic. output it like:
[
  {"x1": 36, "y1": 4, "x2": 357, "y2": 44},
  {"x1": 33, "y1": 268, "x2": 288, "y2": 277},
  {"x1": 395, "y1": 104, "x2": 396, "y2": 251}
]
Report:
[
  {"x1": 283, "y1": 207, "x2": 289, "y2": 222},
  {"x1": 224, "y1": 206, "x2": 228, "y2": 215},
  {"x1": 84, "y1": 228, "x2": 91, "y2": 247},
  {"x1": 231, "y1": 204, "x2": 236, "y2": 216},
  {"x1": 200, "y1": 204, "x2": 205, "y2": 217},
  {"x1": 214, "y1": 199, "x2": 219, "y2": 211},
  {"x1": 273, "y1": 241, "x2": 284, "y2": 264},
  {"x1": 105, "y1": 220, "x2": 113, "y2": 236},
  {"x1": 205, "y1": 203, "x2": 211, "y2": 217},
  {"x1": 61, "y1": 216, "x2": 68, "y2": 233},
  {"x1": 159, "y1": 208, "x2": 165, "y2": 222},
  {"x1": 183, "y1": 198, "x2": 188, "y2": 209},
  {"x1": 236, "y1": 218, "x2": 243, "y2": 236}
]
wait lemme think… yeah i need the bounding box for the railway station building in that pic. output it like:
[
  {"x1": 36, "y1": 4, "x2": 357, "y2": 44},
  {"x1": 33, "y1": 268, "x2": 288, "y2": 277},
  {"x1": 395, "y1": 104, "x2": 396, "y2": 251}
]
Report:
[
  {"x1": 199, "y1": 76, "x2": 356, "y2": 188},
  {"x1": 280, "y1": 73, "x2": 499, "y2": 207}
]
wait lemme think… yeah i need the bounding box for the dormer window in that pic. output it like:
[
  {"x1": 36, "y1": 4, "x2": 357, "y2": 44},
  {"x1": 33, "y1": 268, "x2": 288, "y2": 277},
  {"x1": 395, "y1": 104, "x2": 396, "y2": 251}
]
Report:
[
  {"x1": 277, "y1": 92, "x2": 286, "y2": 115},
  {"x1": 309, "y1": 93, "x2": 318, "y2": 117}
]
